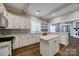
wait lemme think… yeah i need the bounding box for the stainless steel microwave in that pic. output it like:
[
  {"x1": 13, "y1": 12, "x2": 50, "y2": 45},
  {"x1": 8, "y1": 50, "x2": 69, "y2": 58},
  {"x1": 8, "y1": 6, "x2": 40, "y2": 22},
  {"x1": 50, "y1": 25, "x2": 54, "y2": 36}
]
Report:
[{"x1": 0, "y1": 13, "x2": 8, "y2": 28}]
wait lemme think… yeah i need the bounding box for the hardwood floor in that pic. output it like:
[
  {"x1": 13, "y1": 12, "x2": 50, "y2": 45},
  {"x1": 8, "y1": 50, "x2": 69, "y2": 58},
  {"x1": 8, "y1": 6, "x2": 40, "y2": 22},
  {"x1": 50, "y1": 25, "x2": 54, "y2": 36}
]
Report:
[
  {"x1": 13, "y1": 36, "x2": 79, "y2": 56},
  {"x1": 13, "y1": 43, "x2": 40, "y2": 56},
  {"x1": 57, "y1": 36, "x2": 79, "y2": 56}
]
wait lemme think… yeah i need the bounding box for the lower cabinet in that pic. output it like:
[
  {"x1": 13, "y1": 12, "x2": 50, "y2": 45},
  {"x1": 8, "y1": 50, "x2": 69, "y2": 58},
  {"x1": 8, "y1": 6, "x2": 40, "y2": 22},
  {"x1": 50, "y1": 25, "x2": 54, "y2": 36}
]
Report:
[
  {"x1": 13, "y1": 33, "x2": 42, "y2": 49},
  {"x1": 13, "y1": 35, "x2": 20, "y2": 49},
  {"x1": 59, "y1": 34, "x2": 68, "y2": 46},
  {"x1": 22, "y1": 34, "x2": 29, "y2": 47},
  {"x1": 40, "y1": 37, "x2": 59, "y2": 56}
]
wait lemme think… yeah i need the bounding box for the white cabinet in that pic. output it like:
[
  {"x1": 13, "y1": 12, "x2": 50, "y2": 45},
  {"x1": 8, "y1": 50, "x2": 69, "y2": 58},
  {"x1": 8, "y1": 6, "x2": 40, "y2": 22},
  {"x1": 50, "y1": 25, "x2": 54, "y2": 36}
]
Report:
[
  {"x1": 13, "y1": 16, "x2": 20, "y2": 29},
  {"x1": 13, "y1": 33, "x2": 42, "y2": 49},
  {"x1": 19, "y1": 17, "x2": 26, "y2": 29},
  {"x1": 18, "y1": 17, "x2": 31, "y2": 29},
  {"x1": 13, "y1": 35, "x2": 20, "y2": 49},
  {"x1": 20, "y1": 34, "x2": 29, "y2": 47},
  {"x1": 0, "y1": 4, "x2": 31, "y2": 29},
  {"x1": 49, "y1": 33, "x2": 69, "y2": 46},
  {"x1": 28, "y1": 34, "x2": 32, "y2": 45},
  {"x1": 5, "y1": 13, "x2": 14, "y2": 29},
  {"x1": 40, "y1": 36, "x2": 59, "y2": 56},
  {"x1": 4, "y1": 13, "x2": 31, "y2": 29},
  {"x1": 34, "y1": 34, "x2": 41, "y2": 43},
  {"x1": 49, "y1": 38, "x2": 59, "y2": 55},
  {"x1": 23, "y1": 34, "x2": 29, "y2": 46},
  {"x1": 60, "y1": 34, "x2": 68, "y2": 46},
  {"x1": 32, "y1": 34, "x2": 37, "y2": 44},
  {"x1": 25, "y1": 17, "x2": 31, "y2": 29}
]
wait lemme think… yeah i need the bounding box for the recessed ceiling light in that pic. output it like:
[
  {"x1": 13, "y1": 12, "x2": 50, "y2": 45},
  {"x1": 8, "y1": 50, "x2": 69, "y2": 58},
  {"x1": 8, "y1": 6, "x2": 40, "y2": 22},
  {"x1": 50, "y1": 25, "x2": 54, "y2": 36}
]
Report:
[
  {"x1": 52, "y1": 13, "x2": 55, "y2": 16},
  {"x1": 36, "y1": 10, "x2": 40, "y2": 15}
]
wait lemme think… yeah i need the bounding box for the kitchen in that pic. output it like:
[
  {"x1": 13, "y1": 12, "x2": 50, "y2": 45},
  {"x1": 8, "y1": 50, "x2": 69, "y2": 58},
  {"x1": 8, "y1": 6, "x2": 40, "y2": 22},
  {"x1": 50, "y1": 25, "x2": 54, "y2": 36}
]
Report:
[{"x1": 0, "y1": 3, "x2": 79, "y2": 56}]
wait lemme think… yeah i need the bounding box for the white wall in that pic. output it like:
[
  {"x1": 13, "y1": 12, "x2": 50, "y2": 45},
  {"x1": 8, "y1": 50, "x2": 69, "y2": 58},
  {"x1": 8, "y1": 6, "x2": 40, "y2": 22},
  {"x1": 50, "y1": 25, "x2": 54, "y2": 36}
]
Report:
[{"x1": 49, "y1": 10, "x2": 79, "y2": 24}]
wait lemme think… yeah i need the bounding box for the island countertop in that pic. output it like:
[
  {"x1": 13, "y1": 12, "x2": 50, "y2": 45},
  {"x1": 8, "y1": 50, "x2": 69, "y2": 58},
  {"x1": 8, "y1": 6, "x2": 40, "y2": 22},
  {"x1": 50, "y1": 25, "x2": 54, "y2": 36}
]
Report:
[{"x1": 40, "y1": 34, "x2": 59, "y2": 41}]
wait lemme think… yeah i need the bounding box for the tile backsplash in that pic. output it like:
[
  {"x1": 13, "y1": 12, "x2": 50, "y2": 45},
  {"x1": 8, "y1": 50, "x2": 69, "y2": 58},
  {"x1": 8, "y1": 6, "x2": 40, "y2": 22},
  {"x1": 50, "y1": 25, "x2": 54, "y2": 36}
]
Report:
[{"x1": 0, "y1": 29, "x2": 30, "y2": 35}]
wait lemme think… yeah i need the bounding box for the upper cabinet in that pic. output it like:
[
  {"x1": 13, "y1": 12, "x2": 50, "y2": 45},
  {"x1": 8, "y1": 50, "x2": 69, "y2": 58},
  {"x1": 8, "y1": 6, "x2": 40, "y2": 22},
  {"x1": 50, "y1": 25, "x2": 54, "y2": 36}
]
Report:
[
  {"x1": 3, "y1": 12, "x2": 31, "y2": 29},
  {"x1": 0, "y1": 4, "x2": 9, "y2": 28},
  {"x1": 19, "y1": 17, "x2": 26, "y2": 29},
  {"x1": 25, "y1": 17, "x2": 31, "y2": 29},
  {"x1": 13, "y1": 15, "x2": 20, "y2": 29},
  {"x1": 0, "y1": 4, "x2": 31, "y2": 29},
  {"x1": 18, "y1": 16, "x2": 31, "y2": 29},
  {"x1": 5, "y1": 13, "x2": 14, "y2": 29}
]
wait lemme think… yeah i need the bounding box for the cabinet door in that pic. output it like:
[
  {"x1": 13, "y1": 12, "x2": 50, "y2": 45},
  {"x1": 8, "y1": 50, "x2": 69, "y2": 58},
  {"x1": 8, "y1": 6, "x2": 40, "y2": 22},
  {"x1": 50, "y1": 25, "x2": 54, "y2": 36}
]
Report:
[
  {"x1": 20, "y1": 34, "x2": 28, "y2": 47},
  {"x1": 49, "y1": 38, "x2": 59, "y2": 55},
  {"x1": 40, "y1": 39, "x2": 49, "y2": 56},
  {"x1": 28, "y1": 34, "x2": 32, "y2": 45},
  {"x1": 34, "y1": 34, "x2": 38, "y2": 43},
  {"x1": 13, "y1": 16, "x2": 20, "y2": 29},
  {"x1": 35, "y1": 34, "x2": 41, "y2": 43},
  {"x1": 19, "y1": 17, "x2": 26, "y2": 29},
  {"x1": 25, "y1": 17, "x2": 30, "y2": 29},
  {"x1": 23, "y1": 34, "x2": 29, "y2": 46},
  {"x1": 6, "y1": 13, "x2": 14, "y2": 29},
  {"x1": 31, "y1": 34, "x2": 35, "y2": 44},
  {"x1": 26, "y1": 34, "x2": 30, "y2": 45},
  {"x1": 19, "y1": 35, "x2": 24, "y2": 47},
  {"x1": 13, "y1": 35, "x2": 20, "y2": 49},
  {"x1": 60, "y1": 35, "x2": 68, "y2": 46}
]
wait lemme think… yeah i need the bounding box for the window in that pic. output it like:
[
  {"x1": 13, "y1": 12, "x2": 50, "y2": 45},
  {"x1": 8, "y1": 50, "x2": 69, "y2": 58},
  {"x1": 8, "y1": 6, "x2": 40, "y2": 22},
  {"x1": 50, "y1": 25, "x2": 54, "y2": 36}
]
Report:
[
  {"x1": 49, "y1": 24, "x2": 56, "y2": 33},
  {"x1": 31, "y1": 21, "x2": 41, "y2": 32}
]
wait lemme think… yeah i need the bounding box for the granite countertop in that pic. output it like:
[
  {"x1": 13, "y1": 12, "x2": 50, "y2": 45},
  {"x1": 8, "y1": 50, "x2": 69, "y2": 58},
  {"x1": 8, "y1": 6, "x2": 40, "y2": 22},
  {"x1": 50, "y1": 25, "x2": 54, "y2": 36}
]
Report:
[
  {"x1": 0, "y1": 35, "x2": 14, "y2": 38},
  {"x1": 49, "y1": 32, "x2": 69, "y2": 35},
  {"x1": 40, "y1": 34, "x2": 59, "y2": 41},
  {"x1": 0, "y1": 32, "x2": 45, "y2": 36}
]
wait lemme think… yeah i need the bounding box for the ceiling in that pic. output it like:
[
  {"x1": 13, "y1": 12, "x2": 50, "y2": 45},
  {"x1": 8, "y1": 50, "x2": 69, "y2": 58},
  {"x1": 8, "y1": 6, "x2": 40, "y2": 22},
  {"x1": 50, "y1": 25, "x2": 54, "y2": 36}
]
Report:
[{"x1": 4, "y1": 3, "x2": 79, "y2": 20}]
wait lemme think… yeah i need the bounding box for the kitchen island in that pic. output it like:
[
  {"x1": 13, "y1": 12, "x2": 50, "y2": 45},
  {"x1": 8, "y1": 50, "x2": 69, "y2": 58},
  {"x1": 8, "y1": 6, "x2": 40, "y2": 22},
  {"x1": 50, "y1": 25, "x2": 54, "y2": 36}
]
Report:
[
  {"x1": 48, "y1": 32, "x2": 69, "y2": 46},
  {"x1": 40, "y1": 34, "x2": 59, "y2": 56}
]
